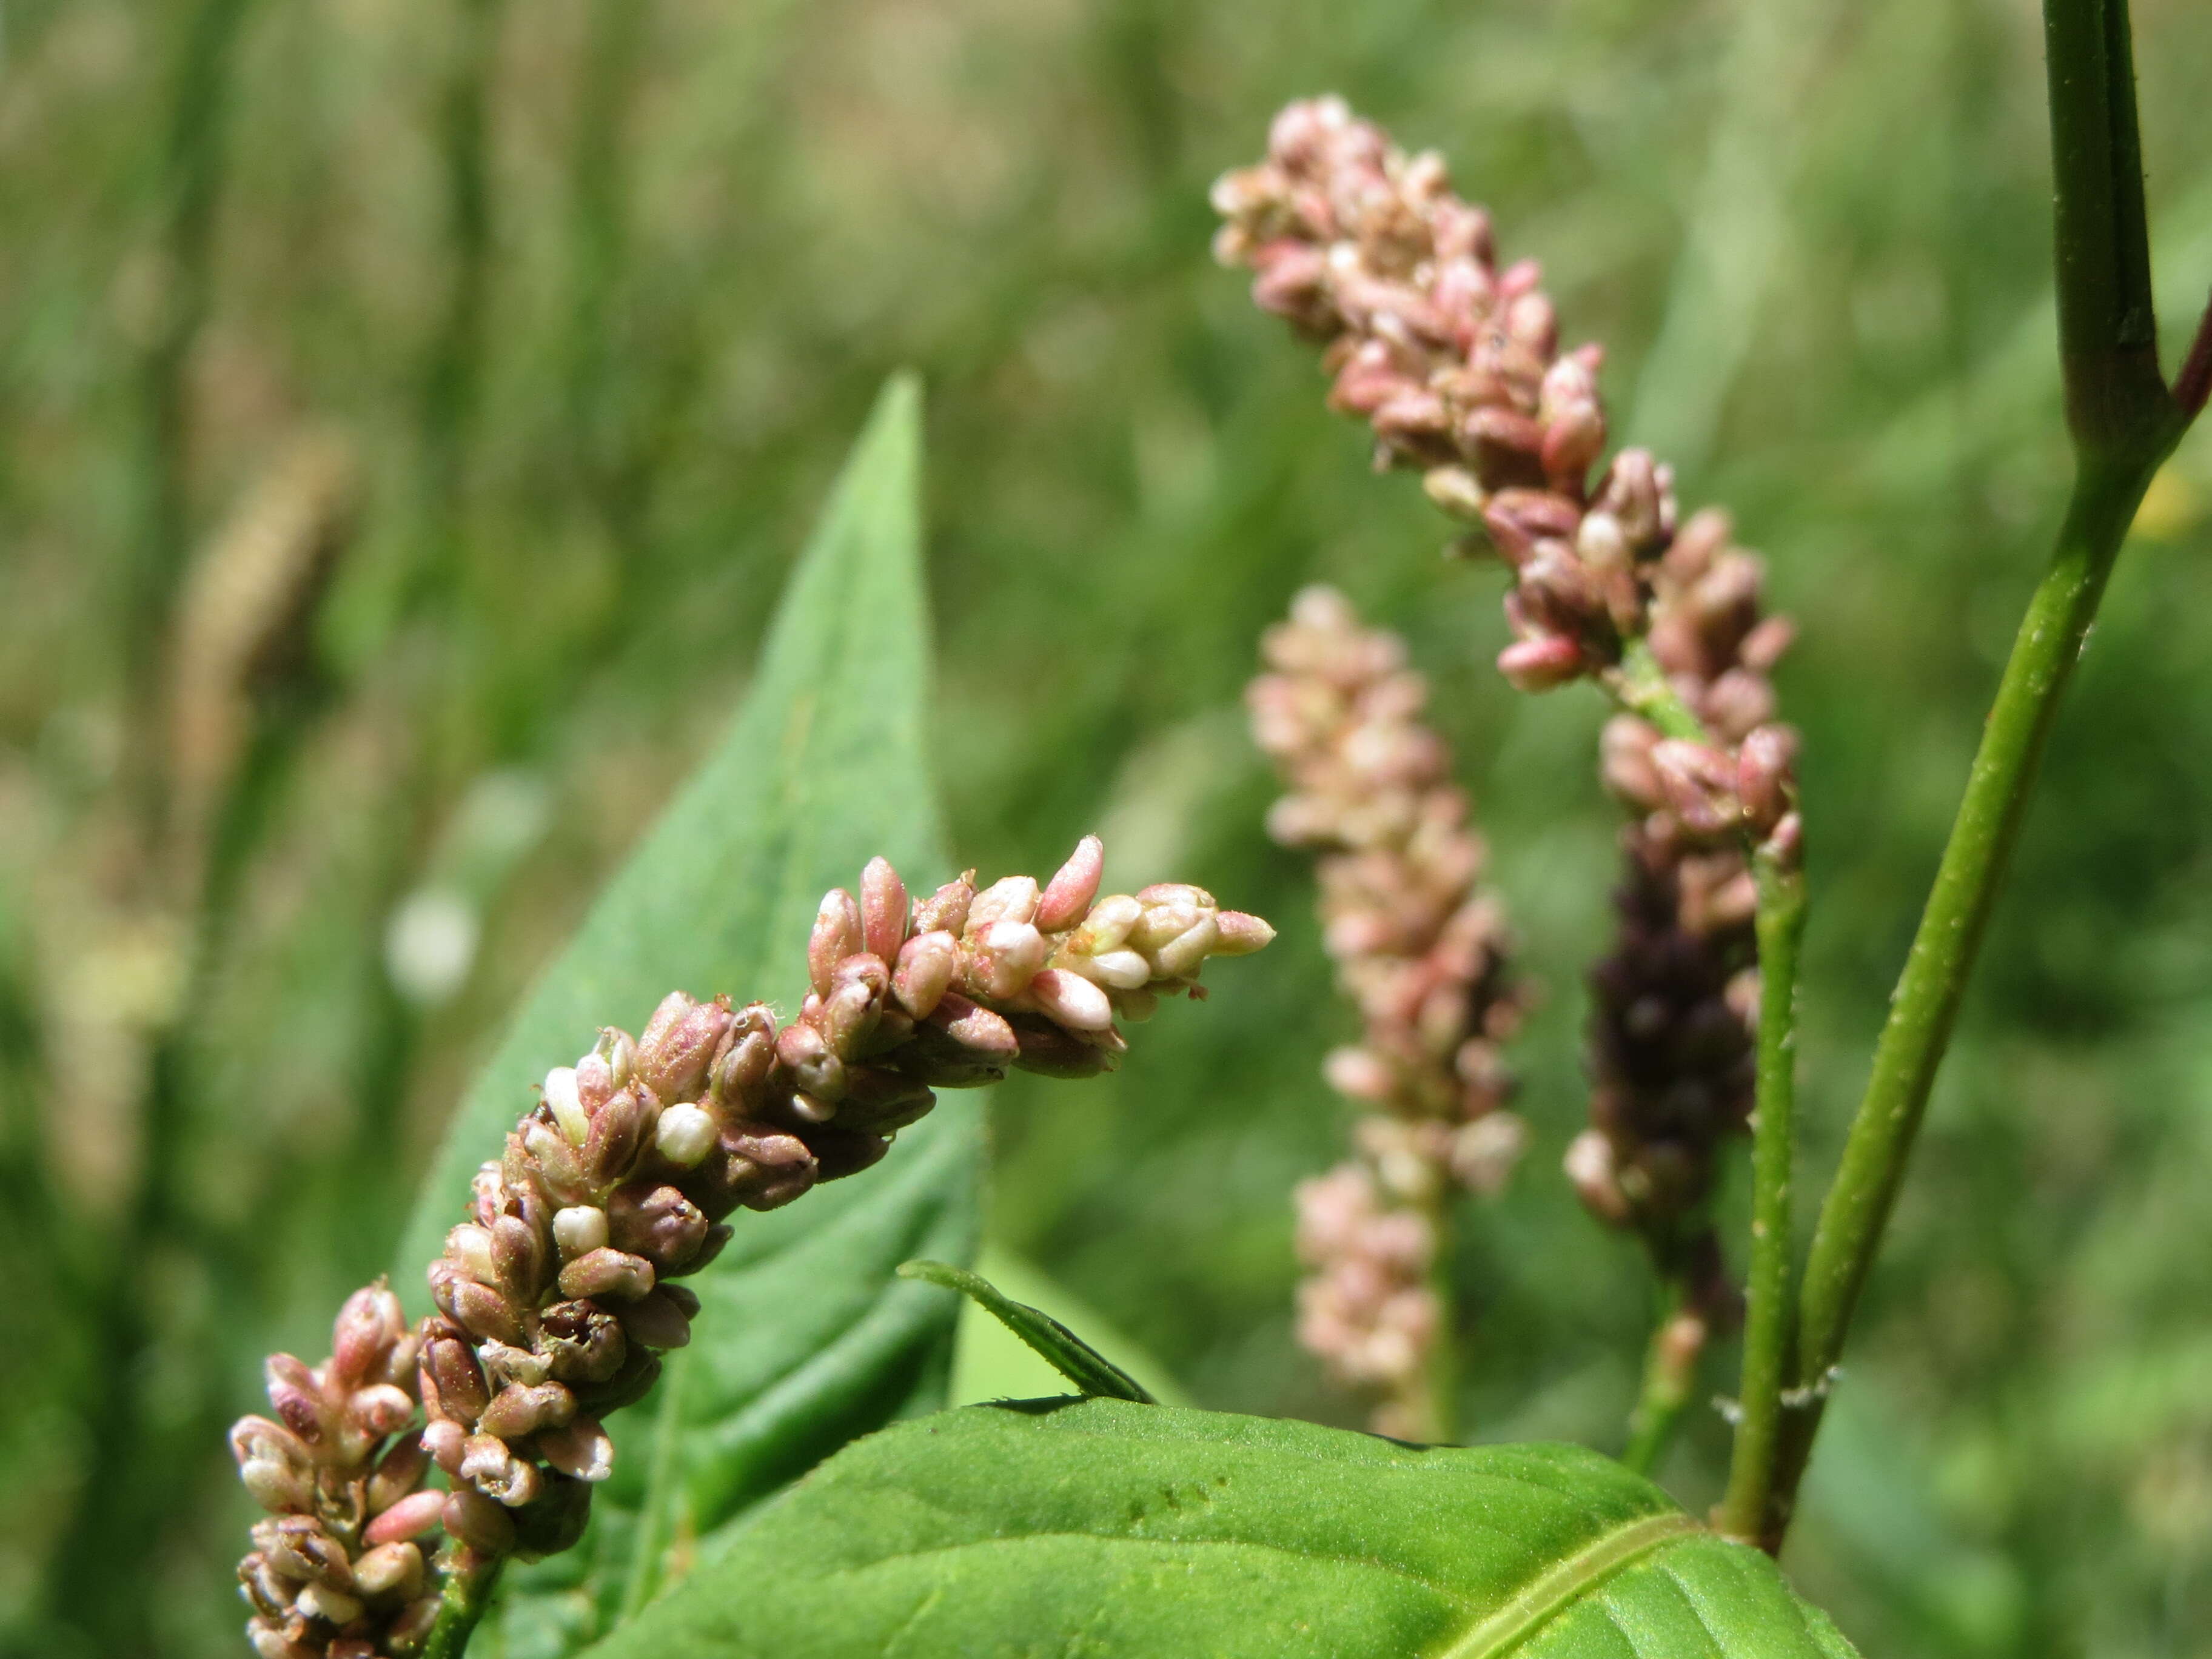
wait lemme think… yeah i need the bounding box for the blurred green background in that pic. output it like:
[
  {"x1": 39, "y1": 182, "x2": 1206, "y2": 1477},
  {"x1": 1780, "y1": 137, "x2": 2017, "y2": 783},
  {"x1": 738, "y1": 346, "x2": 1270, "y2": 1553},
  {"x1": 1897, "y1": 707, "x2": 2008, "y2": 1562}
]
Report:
[{"x1": 4, "y1": 0, "x2": 2212, "y2": 1652}]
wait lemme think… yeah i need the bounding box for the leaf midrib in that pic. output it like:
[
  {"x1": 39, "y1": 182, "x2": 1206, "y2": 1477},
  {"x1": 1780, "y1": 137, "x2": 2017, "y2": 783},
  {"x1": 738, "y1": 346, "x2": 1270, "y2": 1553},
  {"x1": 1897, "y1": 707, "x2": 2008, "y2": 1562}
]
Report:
[{"x1": 1433, "y1": 1510, "x2": 1702, "y2": 1658}]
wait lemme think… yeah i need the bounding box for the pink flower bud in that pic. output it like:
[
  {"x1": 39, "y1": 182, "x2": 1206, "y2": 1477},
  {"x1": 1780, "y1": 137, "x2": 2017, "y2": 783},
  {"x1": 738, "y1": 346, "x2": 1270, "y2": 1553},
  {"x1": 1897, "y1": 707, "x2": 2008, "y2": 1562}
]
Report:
[
  {"x1": 710, "y1": 1013, "x2": 777, "y2": 1108},
  {"x1": 776, "y1": 1019, "x2": 846, "y2": 1100},
  {"x1": 1735, "y1": 723, "x2": 1800, "y2": 834},
  {"x1": 364, "y1": 1489, "x2": 447, "y2": 1547},
  {"x1": 927, "y1": 992, "x2": 1020, "y2": 1058},
  {"x1": 1036, "y1": 836, "x2": 1105, "y2": 931},
  {"x1": 911, "y1": 871, "x2": 976, "y2": 934},
  {"x1": 1496, "y1": 633, "x2": 1585, "y2": 691},
  {"x1": 329, "y1": 1283, "x2": 404, "y2": 1387},
  {"x1": 807, "y1": 889, "x2": 862, "y2": 997},
  {"x1": 478, "y1": 1381, "x2": 577, "y2": 1439},
  {"x1": 1212, "y1": 911, "x2": 1276, "y2": 956},
  {"x1": 860, "y1": 857, "x2": 910, "y2": 961},
  {"x1": 636, "y1": 991, "x2": 732, "y2": 1104},
  {"x1": 891, "y1": 930, "x2": 960, "y2": 1018},
  {"x1": 346, "y1": 1383, "x2": 416, "y2": 1440}
]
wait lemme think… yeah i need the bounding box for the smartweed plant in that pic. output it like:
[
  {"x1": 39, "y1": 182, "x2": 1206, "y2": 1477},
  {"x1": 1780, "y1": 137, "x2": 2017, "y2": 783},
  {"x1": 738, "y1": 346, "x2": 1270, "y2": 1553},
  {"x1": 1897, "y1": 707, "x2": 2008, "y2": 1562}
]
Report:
[{"x1": 218, "y1": 0, "x2": 2210, "y2": 1654}]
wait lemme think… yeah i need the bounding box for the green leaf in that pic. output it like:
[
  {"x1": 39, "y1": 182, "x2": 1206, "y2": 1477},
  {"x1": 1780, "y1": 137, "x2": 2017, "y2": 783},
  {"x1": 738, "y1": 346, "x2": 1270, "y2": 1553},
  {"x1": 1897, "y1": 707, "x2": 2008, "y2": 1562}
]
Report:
[
  {"x1": 947, "y1": 1244, "x2": 1192, "y2": 1409},
  {"x1": 897, "y1": 1260, "x2": 1156, "y2": 1404},
  {"x1": 580, "y1": 1400, "x2": 1862, "y2": 1659},
  {"x1": 389, "y1": 374, "x2": 983, "y2": 1653}
]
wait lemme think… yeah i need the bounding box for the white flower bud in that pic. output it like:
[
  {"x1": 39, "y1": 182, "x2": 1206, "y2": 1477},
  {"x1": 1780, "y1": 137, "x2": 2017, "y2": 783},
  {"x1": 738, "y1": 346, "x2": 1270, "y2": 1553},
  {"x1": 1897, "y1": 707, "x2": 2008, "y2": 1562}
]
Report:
[
  {"x1": 543, "y1": 1065, "x2": 588, "y2": 1144},
  {"x1": 654, "y1": 1102, "x2": 717, "y2": 1168},
  {"x1": 552, "y1": 1206, "x2": 608, "y2": 1259}
]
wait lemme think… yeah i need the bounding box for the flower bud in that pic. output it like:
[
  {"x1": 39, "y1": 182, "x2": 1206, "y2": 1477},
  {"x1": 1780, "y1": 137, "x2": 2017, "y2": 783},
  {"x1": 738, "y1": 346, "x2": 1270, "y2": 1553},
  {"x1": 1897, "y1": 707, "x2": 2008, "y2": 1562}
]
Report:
[
  {"x1": 636, "y1": 991, "x2": 732, "y2": 1104},
  {"x1": 818, "y1": 970, "x2": 882, "y2": 1059},
  {"x1": 346, "y1": 1382, "x2": 416, "y2": 1440},
  {"x1": 654, "y1": 1101, "x2": 718, "y2": 1168},
  {"x1": 710, "y1": 1014, "x2": 777, "y2": 1108},
  {"x1": 1564, "y1": 1130, "x2": 1631, "y2": 1225},
  {"x1": 367, "y1": 1435, "x2": 432, "y2": 1515},
  {"x1": 1496, "y1": 632, "x2": 1585, "y2": 691},
  {"x1": 808, "y1": 889, "x2": 863, "y2": 997},
  {"x1": 552, "y1": 1204, "x2": 608, "y2": 1259},
  {"x1": 1007, "y1": 1019, "x2": 1120, "y2": 1079},
  {"x1": 1027, "y1": 967, "x2": 1114, "y2": 1032},
  {"x1": 973, "y1": 919, "x2": 1047, "y2": 998},
  {"x1": 1150, "y1": 914, "x2": 1222, "y2": 980},
  {"x1": 1036, "y1": 836, "x2": 1105, "y2": 932},
  {"x1": 1211, "y1": 911, "x2": 1276, "y2": 956},
  {"x1": 423, "y1": 1417, "x2": 467, "y2": 1473},
  {"x1": 295, "y1": 1583, "x2": 364, "y2": 1627},
  {"x1": 911, "y1": 871, "x2": 976, "y2": 935},
  {"x1": 925, "y1": 992, "x2": 1019, "y2": 1058},
  {"x1": 607, "y1": 1182, "x2": 708, "y2": 1270},
  {"x1": 860, "y1": 857, "x2": 911, "y2": 961},
  {"x1": 351, "y1": 1540, "x2": 425, "y2": 1600},
  {"x1": 1072, "y1": 947, "x2": 1150, "y2": 989},
  {"x1": 238, "y1": 1456, "x2": 313, "y2": 1515},
  {"x1": 1735, "y1": 723, "x2": 1799, "y2": 834},
  {"x1": 330, "y1": 1282, "x2": 405, "y2": 1387},
  {"x1": 557, "y1": 1246, "x2": 656, "y2": 1302},
  {"x1": 543, "y1": 1066, "x2": 589, "y2": 1144},
  {"x1": 461, "y1": 1435, "x2": 540, "y2": 1507},
  {"x1": 583, "y1": 1085, "x2": 659, "y2": 1188},
  {"x1": 429, "y1": 1261, "x2": 526, "y2": 1347},
  {"x1": 477, "y1": 1380, "x2": 577, "y2": 1439},
  {"x1": 833, "y1": 1067, "x2": 937, "y2": 1132},
  {"x1": 538, "y1": 1414, "x2": 615, "y2": 1483},
  {"x1": 967, "y1": 874, "x2": 1039, "y2": 933},
  {"x1": 421, "y1": 1331, "x2": 491, "y2": 1426},
  {"x1": 538, "y1": 1299, "x2": 628, "y2": 1384},
  {"x1": 797, "y1": 1124, "x2": 893, "y2": 1182},
  {"x1": 364, "y1": 1489, "x2": 447, "y2": 1547},
  {"x1": 491, "y1": 1212, "x2": 550, "y2": 1305},
  {"x1": 776, "y1": 1019, "x2": 846, "y2": 1100},
  {"x1": 891, "y1": 930, "x2": 960, "y2": 1018},
  {"x1": 614, "y1": 1289, "x2": 695, "y2": 1350},
  {"x1": 441, "y1": 1488, "x2": 517, "y2": 1555}
]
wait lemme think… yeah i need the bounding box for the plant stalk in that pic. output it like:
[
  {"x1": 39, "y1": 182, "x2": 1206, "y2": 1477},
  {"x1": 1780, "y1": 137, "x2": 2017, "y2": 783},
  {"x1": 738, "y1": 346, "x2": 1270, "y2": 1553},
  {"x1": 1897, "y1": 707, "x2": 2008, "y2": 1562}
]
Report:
[
  {"x1": 1715, "y1": 848, "x2": 1805, "y2": 1541},
  {"x1": 1761, "y1": 0, "x2": 2200, "y2": 1551},
  {"x1": 1621, "y1": 1278, "x2": 1707, "y2": 1476},
  {"x1": 418, "y1": 1553, "x2": 504, "y2": 1659}
]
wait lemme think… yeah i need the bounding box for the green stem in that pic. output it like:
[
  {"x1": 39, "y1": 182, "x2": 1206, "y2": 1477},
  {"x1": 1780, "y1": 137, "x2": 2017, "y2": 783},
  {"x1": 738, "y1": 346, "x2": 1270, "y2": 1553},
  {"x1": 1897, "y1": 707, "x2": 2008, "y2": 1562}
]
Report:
[
  {"x1": 1621, "y1": 1281, "x2": 1706, "y2": 1476},
  {"x1": 1607, "y1": 639, "x2": 1709, "y2": 743},
  {"x1": 1765, "y1": 0, "x2": 2199, "y2": 1549},
  {"x1": 1716, "y1": 849, "x2": 1806, "y2": 1543},
  {"x1": 418, "y1": 1552, "x2": 504, "y2": 1659}
]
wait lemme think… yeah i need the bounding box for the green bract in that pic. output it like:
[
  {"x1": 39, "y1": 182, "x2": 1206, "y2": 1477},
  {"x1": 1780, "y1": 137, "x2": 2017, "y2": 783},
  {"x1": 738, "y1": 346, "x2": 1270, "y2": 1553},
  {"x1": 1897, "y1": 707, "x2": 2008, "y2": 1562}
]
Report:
[{"x1": 586, "y1": 1399, "x2": 1859, "y2": 1658}]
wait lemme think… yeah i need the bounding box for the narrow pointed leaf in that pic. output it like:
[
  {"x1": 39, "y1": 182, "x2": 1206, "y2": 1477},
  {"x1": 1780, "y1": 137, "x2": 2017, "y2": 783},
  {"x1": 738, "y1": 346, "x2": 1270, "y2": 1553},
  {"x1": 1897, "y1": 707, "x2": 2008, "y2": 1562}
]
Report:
[
  {"x1": 897, "y1": 1259, "x2": 1155, "y2": 1403},
  {"x1": 389, "y1": 375, "x2": 982, "y2": 1654},
  {"x1": 581, "y1": 1400, "x2": 1861, "y2": 1659}
]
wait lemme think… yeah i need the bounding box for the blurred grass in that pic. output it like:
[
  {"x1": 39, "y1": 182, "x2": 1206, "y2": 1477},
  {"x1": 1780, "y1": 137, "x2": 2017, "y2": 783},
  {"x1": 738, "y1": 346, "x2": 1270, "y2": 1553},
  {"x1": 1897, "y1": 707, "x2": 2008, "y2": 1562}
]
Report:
[{"x1": 2, "y1": 0, "x2": 2211, "y2": 1652}]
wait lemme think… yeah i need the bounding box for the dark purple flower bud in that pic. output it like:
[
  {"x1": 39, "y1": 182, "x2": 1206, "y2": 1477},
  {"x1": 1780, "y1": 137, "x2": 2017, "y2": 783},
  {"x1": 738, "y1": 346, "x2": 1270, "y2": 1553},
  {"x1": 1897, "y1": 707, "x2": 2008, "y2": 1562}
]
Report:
[
  {"x1": 512, "y1": 1470, "x2": 594, "y2": 1560},
  {"x1": 666, "y1": 1222, "x2": 732, "y2": 1278},
  {"x1": 886, "y1": 1021, "x2": 1009, "y2": 1088},
  {"x1": 556, "y1": 1246, "x2": 655, "y2": 1302}
]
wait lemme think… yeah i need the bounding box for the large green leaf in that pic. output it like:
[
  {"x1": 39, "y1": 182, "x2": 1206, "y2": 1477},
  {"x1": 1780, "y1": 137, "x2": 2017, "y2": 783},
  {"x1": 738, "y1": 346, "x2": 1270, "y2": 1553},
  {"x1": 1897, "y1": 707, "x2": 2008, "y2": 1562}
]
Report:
[
  {"x1": 389, "y1": 375, "x2": 982, "y2": 1652},
  {"x1": 581, "y1": 1399, "x2": 1861, "y2": 1659}
]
